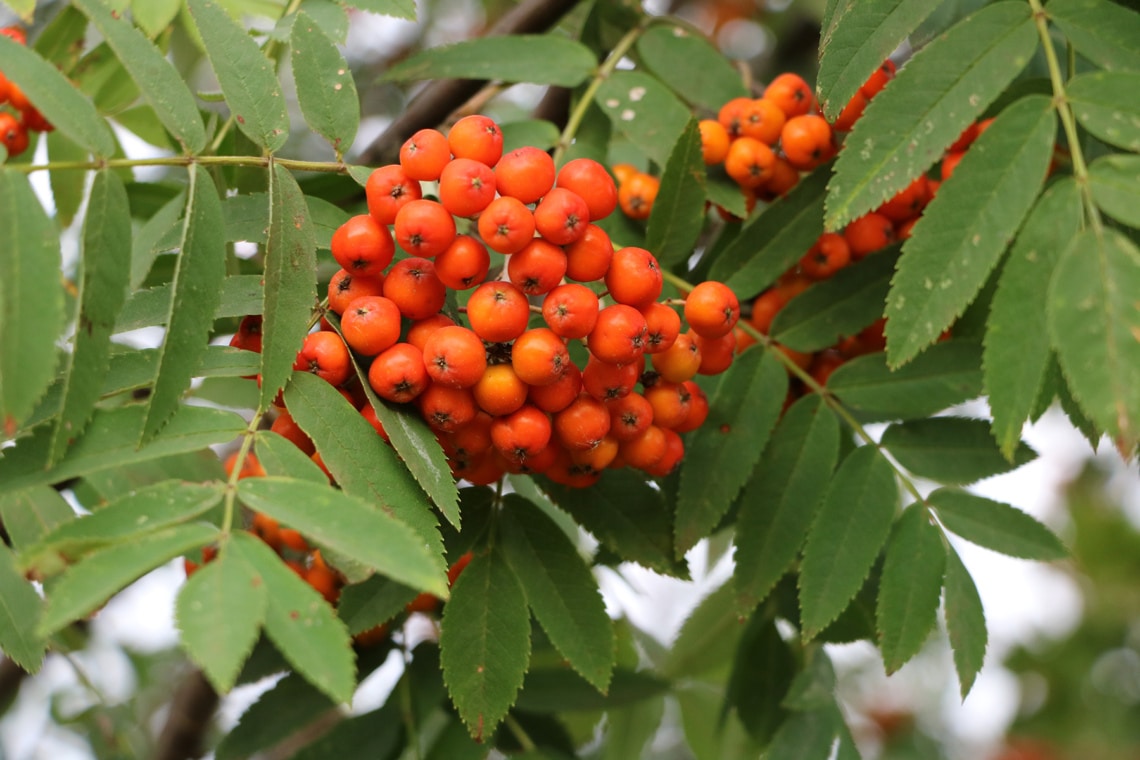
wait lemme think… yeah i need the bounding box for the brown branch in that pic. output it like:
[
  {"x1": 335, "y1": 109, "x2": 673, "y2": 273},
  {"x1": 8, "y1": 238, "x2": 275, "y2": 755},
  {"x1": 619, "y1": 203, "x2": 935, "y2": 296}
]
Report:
[
  {"x1": 358, "y1": 0, "x2": 584, "y2": 166},
  {"x1": 0, "y1": 658, "x2": 27, "y2": 717},
  {"x1": 152, "y1": 669, "x2": 218, "y2": 760}
]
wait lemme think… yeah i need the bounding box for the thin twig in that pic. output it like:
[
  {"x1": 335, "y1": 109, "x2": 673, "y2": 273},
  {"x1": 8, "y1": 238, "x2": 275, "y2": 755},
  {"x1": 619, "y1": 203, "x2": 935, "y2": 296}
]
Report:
[{"x1": 152, "y1": 669, "x2": 219, "y2": 760}]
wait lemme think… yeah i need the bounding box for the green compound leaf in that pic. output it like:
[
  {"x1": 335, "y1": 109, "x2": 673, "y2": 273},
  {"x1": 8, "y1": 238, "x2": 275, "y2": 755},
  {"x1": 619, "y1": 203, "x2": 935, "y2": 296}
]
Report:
[
  {"x1": 637, "y1": 24, "x2": 747, "y2": 112},
  {"x1": 130, "y1": 191, "x2": 186, "y2": 289},
  {"x1": 770, "y1": 245, "x2": 898, "y2": 352},
  {"x1": 228, "y1": 531, "x2": 356, "y2": 704},
  {"x1": 876, "y1": 506, "x2": 946, "y2": 673},
  {"x1": 595, "y1": 70, "x2": 692, "y2": 167},
  {"x1": 0, "y1": 171, "x2": 65, "y2": 436},
  {"x1": 49, "y1": 171, "x2": 132, "y2": 465},
  {"x1": 440, "y1": 548, "x2": 531, "y2": 741},
  {"x1": 985, "y1": 179, "x2": 1082, "y2": 459},
  {"x1": 73, "y1": 0, "x2": 207, "y2": 153},
  {"x1": 38, "y1": 523, "x2": 219, "y2": 637},
  {"x1": 384, "y1": 35, "x2": 595, "y2": 87},
  {"x1": 215, "y1": 672, "x2": 336, "y2": 760},
  {"x1": 33, "y1": 480, "x2": 223, "y2": 557},
  {"x1": 1068, "y1": 71, "x2": 1140, "y2": 153},
  {"x1": 0, "y1": 543, "x2": 45, "y2": 673},
  {"x1": 646, "y1": 120, "x2": 707, "y2": 269},
  {"x1": 291, "y1": 11, "x2": 359, "y2": 154},
  {"x1": 141, "y1": 165, "x2": 227, "y2": 443},
  {"x1": 726, "y1": 613, "x2": 796, "y2": 744},
  {"x1": 0, "y1": 35, "x2": 115, "y2": 156},
  {"x1": 944, "y1": 543, "x2": 987, "y2": 697},
  {"x1": 188, "y1": 0, "x2": 290, "y2": 151},
  {"x1": 132, "y1": 0, "x2": 182, "y2": 38},
  {"x1": 1047, "y1": 227, "x2": 1140, "y2": 449},
  {"x1": 824, "y1": 1, "x2": 1037, "y2": 230},
  {"x1": 0, "y1": 405, "x2": 245, "y2": 493},
  {"x1": 259, "y1": 166, "x2": 317, "y2": 410},
  {"x1": 928, "y1": 488, "x2": 1066, "y2": 560},
  {"x1": 880, "y1": 417, "x2": 1036, "y2": 485},
  {"x1": 540, "y1": 470, "x2": 685, "y2": 577},
  {"x1": 734, "y1": 395, "x2": 841, "y2": 613},
  {"x1": 516, "y1": 668, "x2": 669, "y2": 713},
  {"x1": 1048, "y1": 0, "x2": 1140, "y2": 73},
  {"x1": 238, "y1": 476, "x2": 448, "y2": 598},
  {"x1": 1089, "y1": 155, "x2": 1140, "y2": 228},
  {"x1": 827, "y1": 340, "x2": 984, "y2": 422},
  {"x1": 816, "y1": 0, "x2": 937, "y2": 120},
  {"x1": 675, "y1": 348, "x2": 787, "y2": 557},
  {"x1": 283, "y1": 371, "x2": 445, "y2": 561},
  {"x1": 767, "y1": 707, "x2": 838, "y2": 760},
  {"x1": 709, "y1": 162, "x2": 829, "y2": 296},
  {"x1": 0, "y1": 487, "x2": 75, "y2": 551},
  {"x1": 500, "y1": 494, "x2": 614, "y2": 693},
  {"x1": 335, "y1": 573, "x2": 417, "y2": 635},
  {"x1": 799, "y1": 445, "x2": 898, "y2": 640},
  {"x1": 175, "y1": 546, "x2": 268, "y2": 694},
  {"x1": 884, "y1": 94, "x2": 1056, "y2": 367}
]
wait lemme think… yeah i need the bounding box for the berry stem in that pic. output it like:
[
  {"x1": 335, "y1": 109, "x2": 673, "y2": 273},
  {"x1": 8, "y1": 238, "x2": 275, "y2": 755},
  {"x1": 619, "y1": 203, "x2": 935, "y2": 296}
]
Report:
[
  {"x1": 1027, "y1": 0, "x2": 1102, "y2": 234},
  {"x1": 552, "y1": 17, "x2": 652, "y2": 166}
]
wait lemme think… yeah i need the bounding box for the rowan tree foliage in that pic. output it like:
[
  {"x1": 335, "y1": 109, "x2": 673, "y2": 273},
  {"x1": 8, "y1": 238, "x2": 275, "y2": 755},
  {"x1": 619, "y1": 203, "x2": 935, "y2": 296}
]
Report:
[{"x1": 0, "y1": 0, "x2": 1138, "y2": 757}]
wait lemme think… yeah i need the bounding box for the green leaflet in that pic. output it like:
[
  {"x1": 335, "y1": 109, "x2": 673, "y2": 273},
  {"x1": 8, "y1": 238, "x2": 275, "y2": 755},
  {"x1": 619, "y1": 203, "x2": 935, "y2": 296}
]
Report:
[
  {"x1": 1089, "y1": 155, "x2": 1140, "y2": 228},
  {"x1": 283, "y1": 371, "x2": 445, "y2": 561},
  {"x1": 0, "y1": 487, "x2": 75, "y2": 551},
  {"x1": 1068, "y1": 71, "x2": 1140, "y2": 153},
  {"x1": 38, "y1": 523, "x2": 219, "y2": 636},
  {"x1": 984, "y1": 179, "x2": 1082, "y2": 459},
  {"x1": 188, "y1": 0, "x2": 290, "y2": 151},
  {"x1": 141, "y1": 165, "x2": 227, "y2": 443},
  {"x1": 259, "y1": 166, "x2": 317, "y2": 409},
  {"x1": 73, "y1": 0, "x2": 207, "y2": 153},
  {"x1": 439, "y1": 548, "x2": 531, "y2": 740},
  {"x1": 880, "y1": 417, "x2": 1036, "y2": 484},
  {"x1": 0, "y1": 35, "x2": 115, "y2": 156},
  {"x1": 595, "y1": 71, "x2": 691, "y2": 167},
  {"x1": 645, "y1": 120, "x2": 707, "y2": 268},
  {"x1": 499, "y1": 495, "x2": 614, "y2": 692},
  {"x1": 339, "y1": 0, "x2": 416, "y2": 21},
  {"x1": 928, "y1": 488, "x2": 1066, "y2": 560},
  {"x1": 884, "y1": 95, "x2": 1056, "y2": 367},
  {"x1": 384, "y1": 35, "x2": 595, "y2": 86},
  {"x1": 175, "y1": 546, "x2": 268, "y2": 693},
  {"x1": 816, "y1": 0, "x2": 937, "y2": 119},
  {"x1": 637, "y1": 25, "x2": 747, "y2": 112},
  {"x1": 662, "y1": 580, "x2": 745, "y2": 680},
  {"x1": 1047, "y1": 228, "x2": 1140, "y2": 449},
  {"x1": 228, "y1": 532, "x2": 356, "y2": 704},
  {"x1": 876, "y1": 506, "x2": 946, "y2": 673},
  {"x1": 238, "y1": 476, "x2": 448, "y2": 598},
  {"x1": 49, "y1": 171, "x2": 132, "y2": 465},
  {"x1": 0, "y1": 543, "x2": 45, "y2": 672},
  {"x1": 827, "y1": 340, "x2": 984, "y2": 422},
  {"x1": 824, "y1": 1, "x2": 1037, "y2": 230},
  {"x1": 0, "y1": 171, "x2": 65, "y2": 436},
  {"x1": 734, "y1": 395, "x2": 841, "y2": 613},
  {"x1": 943, "y1": 544, "x2": 987, "y2": 697},
  {"x1": 291, "y1": 11, "x2": 359, "y2": 153},
  {"x1": 1048, "y1": 0, "x2": 1140, "y2": 73},
  {"x1": 799, "y1": 445, "x2": 898, "y2": 639}
]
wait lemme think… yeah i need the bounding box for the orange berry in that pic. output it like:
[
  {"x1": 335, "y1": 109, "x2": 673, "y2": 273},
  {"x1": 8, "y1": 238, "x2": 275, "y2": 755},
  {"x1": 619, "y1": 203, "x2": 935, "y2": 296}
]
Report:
[
  {"x1": 605, "y1": 247, "x2": 663, "y2": 308},
  {"x1": 406, "y1": 313, "x2": 456, "y2": 352},
  {"x1": 491, "y1": 405, "x2": 552, "y2": 464},
  {"x1": 738, "y1": 98, "x2": 787, "y2": 145},
  {"x1": 368, "y1": 343, "x2": 429, "y2": 403},
  {"x1": 495, "y1": 146, "x2": 556, "y2": 204},
  {"x1": 448, "y1": 115, "x2": 503, "y2": 166},
  {"x1": 294, "y1": 331, "x2": 351, "y2": 386},
  {"x1": 724, "y1": 137, "x2": 776, "y2": 190},
  {"x1": 507, "y1": 238, "x2": 567, "y2": 296},
  {"x1": 607, "y1": 392, "x2": 653, "y2": 441},
  {"x1": 641, "y1": 301, "x2": 681, "y2": 354},
  {"x1": 422, "y1": 326, "x2": 488, "y2": 389},
  {"x1": 328, "y1": 269, "x2": 386, "y2": 316},
  {"x1": 684, "y1": 281, "x2": 740, "y2": 339},
  {"x1": 533, "y1": 187, "x2": 590, "y2": 245},
  {"x1": 528, "y1": 361, "x2": 582, "y2": 414},
  {"x1": 439, "y1": 157, "x2": 497, "y2": 218},
  {"x1": 394, "y1": 199, "x2": 457, "y2": 258},
  {"x1": 780, "y1": 114, "x2": 835, "y2": 171},
  {"x1": 617, "y1": 172, "x2": 659, "y2": 220},
  {"x1": 472, "y1": 364, "x2": 528, "y2": 416},
  {"x1": 466, "y1": 281, "x2": 530, "y2": 343},
  {"x1": 434, "y1": 234, "x2": 490, "y2": 290},
  {"x1": 587, "y1": 305, "x2": 649, "y2": 366},
  {"x1": 477, "y1": 195, "x2": 536, "y2": 254},
  {"x1": 582, "y1": 355, "x2": 641, "y2": 401},
  {"x1": 799, "y1": 232, "x2": 851, "y2": 280},
  {"x1": 764, "y1": 73, "x2": 815, "y2": 118},
  {"x1": 542, "y1": 283, "x2": 599, "y2": 340},
  {"x1": 383, "y1": 257, "x2": 447, "y2": 320},
  {"x1": 651, "y1": 332, "x2": 701, "y2": 383},
  {"x1": 419, "y1": 384, "x2": 477, "y2": 432},
  {"x1": 832, "y1": 91, "x2": 868, "y2": 133},
  {"x1": 553, "y1": 394, "x2": 611, "y2": 451},
  {"x1": 366, "y1": 164, "x2": 422, "y2": 225},
  {"x1": 400, "y1": 128, "x2": 451, "y2": 181},
  {"x1": 859, "y1": 59, "x2": 896, "y2": 100},
  {"x1": 843, "y1": 212, "x2": 895, "y2": 260},
  {"x1": 564, "y1": 223, "x2": 614, "y2": 282},
  {"x1": 698, "y1": 119, "x2": 731, "y2": 164},
  {"x1": 512, "y1": 328, "x2": 571, "y2": 387},
  {"x1": 340, "y1": 296, "x2": 402, "y2": 356},
  {"x1": 557, "y1": 158, "x2": 619, "y2": 221}
]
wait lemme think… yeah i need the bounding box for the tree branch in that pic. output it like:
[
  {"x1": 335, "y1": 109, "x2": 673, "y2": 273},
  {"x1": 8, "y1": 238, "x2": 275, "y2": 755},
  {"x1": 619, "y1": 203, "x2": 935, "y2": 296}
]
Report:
[
  {"x1": 152, "y1": 669, "x2": 218, "y2": 760},
  {"x1": 358, "y1": 0, "x2": 583, "y2": 166}
]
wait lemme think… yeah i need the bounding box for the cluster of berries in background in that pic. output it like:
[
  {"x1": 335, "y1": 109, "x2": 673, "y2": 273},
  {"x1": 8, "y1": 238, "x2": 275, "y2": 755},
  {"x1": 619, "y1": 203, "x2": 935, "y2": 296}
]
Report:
[
  {"x1": 0, "y1": 26, "x2": 55, "y2": 159},
  {"x1": 231, "y1": 113, "x2": 742, "y2": 498}
]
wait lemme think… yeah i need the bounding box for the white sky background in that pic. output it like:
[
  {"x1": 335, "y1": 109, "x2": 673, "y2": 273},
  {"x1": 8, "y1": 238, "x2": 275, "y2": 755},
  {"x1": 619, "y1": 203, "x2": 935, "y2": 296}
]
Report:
[{"x1": 4, "y1": 3, "x2": 1140, "y2": 758}]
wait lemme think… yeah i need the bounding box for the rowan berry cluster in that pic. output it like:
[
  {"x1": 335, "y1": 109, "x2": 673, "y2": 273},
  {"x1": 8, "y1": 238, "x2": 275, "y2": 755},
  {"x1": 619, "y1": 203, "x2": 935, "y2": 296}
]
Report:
[
  {"x1": 0, "y1": 26, "x2": 55, "y2": 159},
  {"x1": 236, "y1": 114, "x2": 742, "y2": 492}
]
